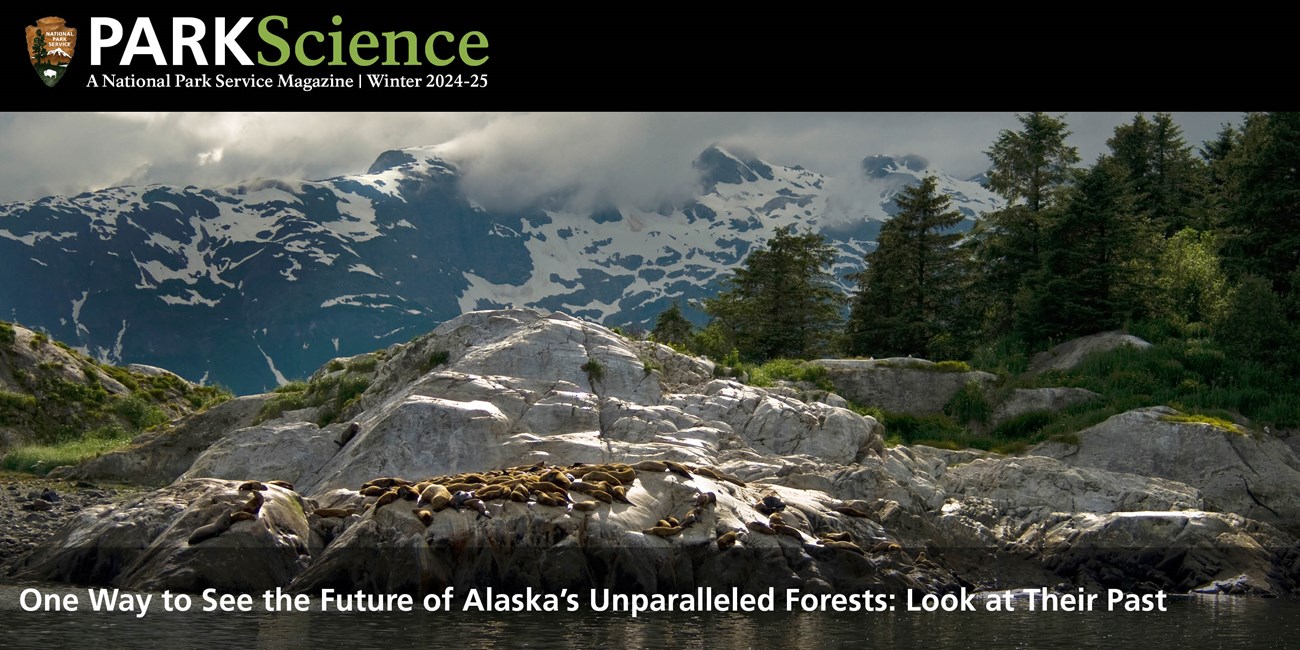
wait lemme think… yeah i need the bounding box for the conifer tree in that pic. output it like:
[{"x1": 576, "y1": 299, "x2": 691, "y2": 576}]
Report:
[
  {"x1": 701, "y1": 225, "x2": 843, "y2": 360},
  {"x1": 847, "y1": 177, "x2": 964, "y2": 358}
]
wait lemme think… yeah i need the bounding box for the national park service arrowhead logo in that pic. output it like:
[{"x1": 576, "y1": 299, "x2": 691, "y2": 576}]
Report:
[{"x1": 26, "y1": 16, "x2": 76, "y2": 87}]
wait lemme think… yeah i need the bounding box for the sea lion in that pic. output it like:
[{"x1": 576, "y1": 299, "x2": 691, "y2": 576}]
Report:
[
  {"x1": 691, "y1": 466, "x2": 724, "y2": 481},
  {"x1": 657, "y1": 519, "x2": 673, "y2": 528},
  {"x1": 772, "y1": 523, "x2": 803, "y2": 540},
  {"x1": 823, "y1": 540, "x2": 866, "y2": 555},
  {"x1": 337, "y1": 422, "x2": 360, "y2": 446},
  {"x1": 240, "y1": 491, "x2": 264, "y2": 516},
  {"x1": 757, "y1": 494, "x2": 786, "y2": 514},
  {"x1": 265, "y1": 480, "x2": 294, "y2": 491},
  {"x1": 473, "y1": 484, "x2": 507, "y2": 501},
  {"x1": 374, "y1": 490, "x2": 399, "y2": 510},
  {"x1": 663, "y1": 461, "x2": 693, "y2": 479},
  {"x1": 604, "y1": 466, "x2": 637, "y2": 485},
  {"x1": 314, "y1": 508, "x2": 355, "y2": 518},
  {"x1": 418, "y1": 484, "x2": 452, "y2": 511},
  {"x1": 458, "y1": 473, "x2": 488, "y2": 484},
  {"x1": 567, "y1": 480, "x2": 602, "y2": 494},
  {"x1": 412, "y1": 509, "x2": 434, "y2": 526},
  {"x1": 716, "y1": 530, "x2": 740, "y2": 549},
  {"x1": 230, "y1": 511, "x2": 257, "y2": 523},
  {"x1": 464, "y1": 498, "x2": 492, "y2": 519},
  {"x1": 869, "y1": 541, "x2": 903, "y2": 554},
  {"x1": 631, "y1": 460, "x2": 668, "y2": 473},
  {"x1": 540, "y1": 470, "x2": 572, "y2": 489},
  {"x1": 443, "y1": 482, "x2": 477, "y2": 493},
  {"x1": 608, "y1": 485, "x2": 632, "y2": 504},
  {"x1": 718, "y1": 472, "x2": 747, "y2": 487},
  {"x1": 571, "y1": 500, "x2": 600, "y2": 512},
  {"x1": 395, "y1": 484, "x2": 419, "y2": 501},
  {"x1": 582, "y1": 470, "x2": 624, "y2": 487},
  {"x1": 450, "y1": 491, "x2": 473, "y2": 509},
  {"x1": 188, "y1": 510, "x2": 234, "y2": 545},
  {"x1": 694, "y1": 492, "x2": 717, "y2": 507},
  {"x1": 747, "y1": 521, "x2": 777, "y2": 535},
  {"x1": 360, "y1": 485, "x2": 388, "y2": 497},
  {"x1": 665, "y1": 516, "x2": 681, "y2": 527},
  {"x1": 362, "y1": 477, "x2": 411, "y2": 490},
  {"x1": 237, "y1": 481, "x2": 267, "y2": 492},
  {"x1": 509, "y1": 486, "x2": 529, "y2": 502},
  {"x1": 832, "y1": 506, "x2": 871, "y2": 518},
  {"x1": 535, "y1": 492, "x2": 564, "y2": 507},
  {"x1": 642, "y1": 526, "x2": 684, "y2": 537},
  {"x1": 587, "y1": 489, "x2": 613, "y2": 504},
  {"x1": 681, "y1": 508, "x2": 703, "y2": 527},
  {"x1": 819, "y1": 531, "x2": 852, "y2": 543},
  {"x1": 768, "y1": 512, "x2": 786, "y2": 526}
]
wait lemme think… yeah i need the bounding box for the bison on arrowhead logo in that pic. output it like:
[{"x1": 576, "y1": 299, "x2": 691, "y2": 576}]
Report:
[{"x1": 26, "y1": 16, "x2": 76, "y2": 87}]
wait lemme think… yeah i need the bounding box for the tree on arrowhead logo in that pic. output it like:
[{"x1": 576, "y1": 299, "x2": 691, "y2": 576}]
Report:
[{"x1": 26, "y1": 16, "x2": 76, "y2": 87}]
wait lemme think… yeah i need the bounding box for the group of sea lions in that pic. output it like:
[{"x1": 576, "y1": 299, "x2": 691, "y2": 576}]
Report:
[
  {"x1": 187, "y1": 460, "x2": 894, "y2": 561},
  {"x1": 187, "y1": 481, "x2": 278, "y2": 545}
]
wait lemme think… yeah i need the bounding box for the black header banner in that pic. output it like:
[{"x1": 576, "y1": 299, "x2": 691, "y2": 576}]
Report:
[{"x1": 1, "y1": 9, "x2": 1290, "y2": 111}]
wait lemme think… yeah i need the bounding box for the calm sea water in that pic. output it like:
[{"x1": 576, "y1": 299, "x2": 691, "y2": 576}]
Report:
[{"x1": 2, "y1": 583, "x2": 1296, "y2": 649}]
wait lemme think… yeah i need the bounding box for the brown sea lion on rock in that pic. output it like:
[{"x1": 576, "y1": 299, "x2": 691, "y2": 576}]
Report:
[
  {"x1": 374, "y1": 490, "x2": 399, "y2": 510},
  {"x1": 240, "y1": 491, "x2": 264, "y2": 516},
  {"x1": 695, "y1": 492, "x2": 717, "y2": 507},
  {"x1": 230, "y1": 511, "x2": 257, "y2": 523},
  {"x1": 338, "y1": 422, "x2": 360, "y2": 446},
  {"x1": 819, "y1": 531, "x2": 852, "y2": 543},
  {"x1": 832, "y1": 506, "x2": 871, "y2": 518},
  {"x1": 642, "y1": 526, "x2": 683, "y2": 537},
  {"x1": 772, "y1": 523, "x2": 803, "y2": 540},
  {"x1": 265, "y1": 480, "x2": 294, "y2": 491},
  {"x1": 412, "y1": 509, "x2": 434, "y2": 526},
  {"x1": 823, "y1": 540, "x2": 866, "y2": 555},
  {"x1": 363, "y1": 477, "x2": 412, "y2": 490},
  {"x1": 631, "y1": 460, "x2": 668, "y2": 473},
  {"x1": 417, "y1": 484, "x2": 452, "y2": 511},
  {"x1": 571, "y1": 500, "x2": 600, "y2": 512},
  {"x1": 663, "y1": 461, "x2": 693, "y2": 479},
  {"x1": 360, "y1": 485, "x2": 388, "y2": 497},
  {"x1": 314, "y1": 508, "x2": 356, "y2": 518},
  {"x1": 237, "y1": 481, "x2": 267, "y2": 492},
  {"x1": 716, "y1": 530, "x2": 740, "y2": 549},
  {"x1": 747, "y1": 521, "x2": 776, "y2": 535},
  {"x1": 188, "y1": 510, "x2": 234, "y2": 545}
]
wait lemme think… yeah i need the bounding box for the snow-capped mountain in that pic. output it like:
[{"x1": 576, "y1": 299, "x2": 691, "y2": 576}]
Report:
[{"x1": 0, "y1": 145, "x2": 1002, "y2": 393}]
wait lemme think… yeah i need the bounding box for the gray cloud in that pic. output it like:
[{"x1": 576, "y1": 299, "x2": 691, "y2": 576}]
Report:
[{"x1": 0, "y1": 112, "x2": 1242, "y2": 208}]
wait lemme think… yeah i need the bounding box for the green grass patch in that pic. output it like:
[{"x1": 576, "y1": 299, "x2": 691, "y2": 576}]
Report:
[
  {"x1": 0, "y1": 321, "x2": 14, "y2": 346},
  {"x1": 327, "y1": 359, "x2": 346, "y2": 372},
  {"x1": 582, "y1": 358, "x2": 605, "y2": 384},
  {"x1": 346, "y1": 356, "x2": 379, "y2": 373},
  {"x1": 945, "y1": 381, "x2": 990, "y2": 425},
  {"x1": 0, "y1": 426, "x2": 135, "y2": 475},
  {"x1": 746, "y1": 359, "x2": 835, "y2": 391},
  {"x1": 1160, "y1": 413, "x2": 1244, "y2": 434},
  {"x1": 274, "y1": 380, "x2": 309, "y2": 394},
  {"x1": 420, "y1": 350, "x2": 450, "y2": 374}
]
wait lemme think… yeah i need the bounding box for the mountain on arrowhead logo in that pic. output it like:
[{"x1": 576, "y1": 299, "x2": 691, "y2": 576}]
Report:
[{"x1": 26, "y1": 16, "x2": 76, "y2": 87}]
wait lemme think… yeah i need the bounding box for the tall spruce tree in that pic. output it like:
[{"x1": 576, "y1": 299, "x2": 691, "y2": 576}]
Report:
[
  {"x1": 1218, "y1": 112, "x2": 1300, "y2": 298},
  {"x1": 1018, "y1": 157, "x2": 1153, "y2": 342},
  {"x1": 847, "y1": 176, "x2": 964, "y2": 358},
  {"x1": 701, "y1": 225, "x2": 843, "y2": 360},
  {"x1": 970, "y1": 112, "x2": 1080, "y2": 335},
  {"x1": 1106, "y1": 113, "x2": 1206, "y2": 234},
  {"x1": 650, "y1": 301, "x2": 693, "y2": 346}
]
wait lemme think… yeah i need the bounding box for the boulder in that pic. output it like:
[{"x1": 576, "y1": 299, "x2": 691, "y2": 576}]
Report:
[
  {"x1": 811, "y1": 358, "x2": 996, "y2": 415},
  {"x1": 988, "y1": 387, "x2": 1100, "y2": 428},
  {"x1": 11, "y1": 478, "x2": 313, "y2": 591},
  {"x1": 1035, "y1": 407, "x2": 1300, "y2": 531},
  {"x1": 1027, "y1": 331, "x2": 1151, "y2": 376}
]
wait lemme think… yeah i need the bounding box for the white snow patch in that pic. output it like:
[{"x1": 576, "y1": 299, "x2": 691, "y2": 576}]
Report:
[
  {"x1": 347, "y1": 264, "x2": 382, "y2": 278},
  {"x1": 255, "y1": 343, "x2": 290, "y2": 386}
]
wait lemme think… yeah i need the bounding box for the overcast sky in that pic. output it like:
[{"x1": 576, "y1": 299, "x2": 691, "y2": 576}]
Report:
[{"x1": 0, "y1": 112, "x2": 1241, "y2": 208}]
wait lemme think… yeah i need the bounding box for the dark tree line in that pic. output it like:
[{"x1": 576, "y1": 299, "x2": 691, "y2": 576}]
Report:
[{"x1": 651, "y1": 112, "x2": 1300, "y2": 374}]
